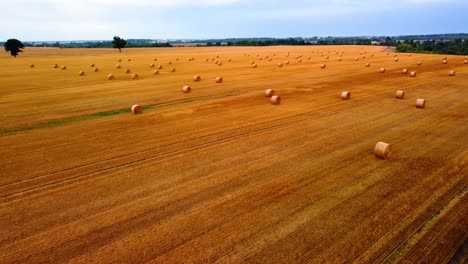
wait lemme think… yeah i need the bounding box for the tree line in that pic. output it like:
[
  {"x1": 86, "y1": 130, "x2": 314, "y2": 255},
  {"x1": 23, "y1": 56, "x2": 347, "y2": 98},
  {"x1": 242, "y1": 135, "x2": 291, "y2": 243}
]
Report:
[{"x1": 396, "y1": 39, "x2": 467, "y2": 55}]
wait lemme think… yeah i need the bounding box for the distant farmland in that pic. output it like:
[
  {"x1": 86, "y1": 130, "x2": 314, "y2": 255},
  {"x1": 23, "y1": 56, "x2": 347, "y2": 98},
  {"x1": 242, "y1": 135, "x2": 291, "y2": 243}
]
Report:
[{"x1": 0, "y1": 46, "x2": 466, "y2": 263}]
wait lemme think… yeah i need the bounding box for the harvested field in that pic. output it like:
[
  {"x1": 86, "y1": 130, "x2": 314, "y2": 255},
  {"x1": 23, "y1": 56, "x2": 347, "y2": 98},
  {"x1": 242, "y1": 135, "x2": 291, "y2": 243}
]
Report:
[{"x1": 0, "y1": 45, "x2": 467, "y2": 263}]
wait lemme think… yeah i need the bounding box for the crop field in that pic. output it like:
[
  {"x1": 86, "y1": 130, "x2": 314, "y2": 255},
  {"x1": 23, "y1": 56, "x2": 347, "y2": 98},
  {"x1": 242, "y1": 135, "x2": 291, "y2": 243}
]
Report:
[{"x1": 0, "y1": 45, "x2": 466, "y2": 263}]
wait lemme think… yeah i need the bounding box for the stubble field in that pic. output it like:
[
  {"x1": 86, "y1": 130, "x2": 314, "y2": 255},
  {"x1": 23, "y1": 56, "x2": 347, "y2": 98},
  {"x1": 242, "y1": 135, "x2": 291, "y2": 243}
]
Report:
[{"x1": 0, "y1": 45, "x2": 466, "y2": 263}]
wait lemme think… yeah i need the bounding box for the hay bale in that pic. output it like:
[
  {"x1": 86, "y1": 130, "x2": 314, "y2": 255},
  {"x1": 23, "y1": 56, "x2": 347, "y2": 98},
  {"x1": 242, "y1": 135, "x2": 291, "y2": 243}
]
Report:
[
  {"x1": 410, "y1": 71, "x2": 417, "y2": 77},
  {"x1": 116, "y1": 64, "x2": 121, "y2": 69},
  {"x1": 131, "y1": 104, "x2": 142, "y2": 114},
  {"x1": 228, "y1": 58, "x2": 232, "y2": 62},
  {"x1": 355, "y1": 57, "x2": 359, "y2": 61},
  {"x1": 307, "y1": 56, "x2": 311, "y2": 60},
  {"x1": 193, "y1": 75, "x2": 201, "y2": 82},
  {"x1": 150, "y1": 64, "x2": 155, "y2": 68},
  {"x1": 217, "y1": 62, "x2": 223, "y2": 66},
  {"x1": 464, "y1": 60, "x2": 467, "y2": 64},
  {"x1": 168, "y1": 61, "x2": 172, "y2": 65},
  {"x1": 395, "y1": 90, "x2": 405, "y2": 99},
  {"x1": 131, "y1": 73, "x2": 139, "y2": 79},
  {"x1": 394, "y1": 57, "x2": 399, "y2": 62},
  {"x1": 380, "y1": 68, "x2": 386, "y2": 73},
  {"x1": 182, "y1": 85, "x2": 191, "y2": 93},
  {"x1": 278, "y1": 63, "x2": 283, "y2": 67},
  {"x1": 94, "y1": 68, "x2": 99, "y2": 72},
  {"x1": 153, "y1": 70, "x2": 159, "y2": 75},
  {"x1": 416, "y1": 98, "x2": 426, "y2": 108},
  {"x1": 270, "y1": 95, "x2": 281, "y2": 105},
  {"x1": 153, "y1": 58, "x2": 158, "y2": 61},
  {"x1": 252, "y1": 64, "x2": 257, "y2": 68},
  {"x1": 365, "y1": 63, "x2": 370, "y2": 67},
  {"x1": 338, "y1": 58, "x2": 342, "y2": 61},
  {"x1": 79, "y1": 71, "x2": 85, "y2": 76},
  {"x1": 53, "y1": 64, "x2": 59, "y2": 68},
  {"x1": 443, "y1": 60, "x2": 447, "y2": 64},
  {"x1": 176, "y1": 57, "x2": 179, "y2": 61},
  {"x1": 443, "y1": 56, "x2": 447, "y2": 60},
  {"x1": 265, "y1": 89, "x2": 275, "y2": 97},
  {"x1": 325, "y1": 56, "x2": 329, "y2": 59},
  {"x1": 216, "y1": 77, "x2": 223, "y2": 83},
  {"x1": 417, "y1": 61, "x2": 422, "y2": 65},
  {"x1": 449, "y1": 70, "x2": 455, "y2": 76},
  {"x1": 118, "y1": 59, "x2": 122, "y2": 62},
  {"x1": 170, "y1": 68, "x2": 176, "y2": 72},
  {"x1": 61, "y1": 66, "x2": 67, "y2": 70},
  {"x1": 298, "y1": 59, "x2": 302, "y2": 62},
  {"x1": 341, "y1": 91, "x2": 351, "y2": 100},
  {"x1": 402, "y1": 69, "x2": 408, "y2": 74},
  {"x1": 285, "y1": 60, "x2": 290, "y2": 64},
  {"x1": 158, "y1": 65, "x2": 163, "y2": 69},
  {"x1": 90, "y1": 63, "x2": 95, "y2": 67},
  {"x1": 128, "y1": 59, "x2": 131, "y2": 61},
  {"x1": 107, "y1": 74, "x2": 115, "y2": 80},
  {"x1": 320, "y1": 64, "x2": 326, "y2": 69},
  {"x1": 374, "y1": 142, "x2": 392, "y2": 160},
  {"x1": 125, "y1": 69, "x2": 131, "y2": 74}
]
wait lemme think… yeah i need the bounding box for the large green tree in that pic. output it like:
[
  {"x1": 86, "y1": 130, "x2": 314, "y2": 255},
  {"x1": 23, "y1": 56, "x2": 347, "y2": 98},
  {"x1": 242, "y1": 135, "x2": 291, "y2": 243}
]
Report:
[
  {"x1": 112, "y1": 36, "x2": 127, "y2": 52},
  {"x1": 4, "y1": 39, "x2": 24, "y2": 57}
]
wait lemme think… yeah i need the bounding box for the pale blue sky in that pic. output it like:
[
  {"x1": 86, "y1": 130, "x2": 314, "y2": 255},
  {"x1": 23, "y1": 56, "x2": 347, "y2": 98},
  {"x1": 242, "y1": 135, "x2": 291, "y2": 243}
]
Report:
[{"x1": 2, "y1": 0, "x2": 468, "y2": 41}]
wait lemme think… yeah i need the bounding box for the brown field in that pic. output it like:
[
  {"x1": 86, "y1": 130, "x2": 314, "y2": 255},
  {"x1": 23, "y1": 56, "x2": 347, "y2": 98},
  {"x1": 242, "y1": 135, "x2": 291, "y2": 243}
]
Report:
[{"x1": 0, "y1": 45, "x2": 467, "y2": 263}]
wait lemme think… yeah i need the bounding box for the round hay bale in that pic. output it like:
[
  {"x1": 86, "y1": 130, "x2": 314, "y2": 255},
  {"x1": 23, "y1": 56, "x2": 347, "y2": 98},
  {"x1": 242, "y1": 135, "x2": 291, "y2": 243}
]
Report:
[
  {"x1": 116, "y1": 64, "x2": 121, "y2": 69},
  {"x1": 217, "y1": 62, "x2": 222, "y2": 66},
  {"x1": 416, "y1": 98, "x2": 426, "y2": 108},
  {"x1": 325, "y1": 56, "x2": 329, "y2": 59},
  {"x1": 410, "y1": 71, "x2": 417, "y2": 77},
  {"x1": 252, "y1": 64, "x2": 257, "y2": 68},
  {"x1": 259, "y1": 57, "x2": 263, "y2": 61},
  {"x1": 285, "y1": 60, "x2": 290, "y2": 65},
  {"x1": 402, "y1": 69, "x2": 408, "y2": 74},
  {"x1": 380, "y1": 68, "x2": 386, "y2": 73},
  {"x1": 153, "y1": 58, "x2": 158, "y2": 61},
  {"x1": 61, "y1": 66, "x2": 67, "y2": 70},
  {"x1": 216, "y1": 77, "x2": 223, "y2": 83},
  {"x1": 168, "y1": 61, "x2": 172, "y2": 65},
  {"x1": 341, "y1": 91, "x2": 351, "y2": 100},
  {"x1": 298, "y1": 59, "x2": 302, "y2": 62},
  {"x1": 131, "y1": 73, "x2": 139, "y2": 79},
  {"x1": 125, "y1": 69, "x2": 131, "y2": 74},
  {"x1": 265, "y1": 89, "x2": 275, "y2": 97},
  {"x1": 464, "y1": 60, "x2": 467, "y2": 64},
  {"x1": 374, "y1": 142, "x2": 392, "y2": 160},
  {"x1": 394, "y1": 57, "x2": 399, "y2": 62},
  {"x1": 443, "y1": 56, "x2": 447, "y2": 60},
  {"x1": 417, "y1": 61, "x2": 422, "y2": 65},
  {"x1": 394, "y1": 54, "x2": 398, "y2": 57},
  {"x1": 176, "y1": 57, "x2": 179, "y2": 61},
  {"x1": 93, "y1": 68, "x2": 99, "y2": 72},
  {"x1": 268, "y1": 58, "x2": 272, "y2": 61},
  {"x1": 443, "y1": 60, "x2": 447, "y2": 64},
  {"x1": 158, "y1": 65, "x2": 163, "y2": 69},
  {"x1": 278, "y1": 63, "x2": 283, "y2": 67},
  {"x1": 228, "y1": 58, "x2": 232, "y2": 62},
  {"x1": 118, "y1": 59, "x2": 122, "y2": 62},
  {"x1": 79, "y1": 71, "x2": 85, "y2": 76},
  {"x1": 131, "y1": 104, "x2": 142, "y2": 114},
  {"x1": 53, "y1": 64, "x2": 59, "y2": 68},
  {"x1": 193, "y1": 75, "x2": 201, "y2": 82},
  {"x1": 395, "y1": 90, "x2": 405, "y2": 99},
  {"x1": 150, "y1": 64, "x2": 155, "y2": 68},
  {"x1": 170, "y1": 68, "x2": 176, "y2": 72},
  {"x1": 338, "y1": 58, "x2": 342, "y2": 61},
  {"x1": 365, "y1": 63, "x2": 370, "y2": 67},
  {"x1": 107, "y1": 74, "x2": 115, "y2": 80},
  {"x1": 127, "y1": 58, "x2": 131, "y2": 61},
  {"x1": 408, "y1": 54, "x2": 412, "y2": 57},
  {"x1": 355, "y1": 57, "x2": 359, "y2": 61},
  {"x1": 320, "y1": 64, "x2": 326, "y2": 69},
  {"x1": 307, "y1": 56, "x2": 311, "y2": 60},
  {"x1": 205, "y1": 58, "x2": 209, "y2": 62},
  {"x1": 182, "y1": 85, "x2": 191, "y2": 93},
  {"x1": 449, "y1": 70, "x2": 455, "y2": 76},
  {"x1": 90, "y1": 63, "x2": 95, "y2": 67},
  {"x1": 270, "y1": 95, "x2": 281, "y2": 105},
  {"x1": 153, "y1": 70, "x2": 159, "y2": 75}
]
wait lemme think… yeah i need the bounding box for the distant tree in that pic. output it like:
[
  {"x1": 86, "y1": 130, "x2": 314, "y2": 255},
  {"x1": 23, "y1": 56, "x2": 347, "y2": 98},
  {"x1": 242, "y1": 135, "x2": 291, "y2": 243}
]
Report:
[
  {"x1": 112, "y1": 36, "x2": 127, "y2": 52},
  {"x1": 4, "y1": 39, "x2": 24, "y2": 57}
]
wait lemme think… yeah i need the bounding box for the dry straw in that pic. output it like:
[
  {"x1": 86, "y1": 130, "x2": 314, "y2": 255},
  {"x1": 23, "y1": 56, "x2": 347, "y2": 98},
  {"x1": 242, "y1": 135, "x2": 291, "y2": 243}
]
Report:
[
  {"x1": 410, "y1": 71, "x2": 417, "y2": 77},
  {"x1": 449, "y1": 70, "x2": 455, "y2": 76},
  {"x1": 395, "y1": 90, "x2": 405, "y2": 99},
  {"x1": 416, "y1": 98, "x2": 426, "y2": 108},
  {"x1": 417, "y1": 61, "x2": 422, "y2": 65},
  {"x1": 153, "y1": 70, "x2": 159, "y2": 75},
  {"x1": 394, "y1": 58, "x2": 399, "y2": 62},
  {"x1": 365, "y1": 63, "x2": 370, "y2": 67},
  {"x1": 270, "y1": 95, "x2": 281, "y2": 105},
  {"x1": 380, "y1": 68, "x2": 386, "y2": 73},
  {"x1": 53, "y1": 64, "x2": 58, "y2": 68},
  {"x1": 131, "y1": 105, "x2": 142, "y2": 114},
  {"x1": 107, "y1": 74, "x2": 115, "y2": 80},
  {"x1": 265, "y1": 89, "x2": 275, "y2": 97},
  {"x1": 131, "y1": 73, "x2": 139, "y2": 79},
  {"x1": 341, "y1": 91, "x2": 351, "y2": 100},
  {"x1": 464, "y1": 60, "x2": 467, "y2": 64},
  {"x1": 125, "y1": 69, "x2": 131, "y2": 74},
  {"x1": 170, "y1": 68, "x2": 176, "y2": 72},
  {"x1": 90, "y1": 63, "x2": 95, "y2": 67},
  {"x1": 193, "y1": 75, "x2": 201, "y2": 82},
  {"x1": 252, "y1": 64, "x2": 257, "y2": 68},
  {"x1": 402, "y1": 69, "x2": 408, "y2": 74},
  {"x1": 79, "y1": 71, "x2": 85, "y2": 76},
  {"x1": 443, "y1": 60, "x2": 447, "y2": 64},
  {"x1": 216, "y1": 77, "x2": 223, "y2": 83},
  {"x1": 116, "y1": 65, "x2": 121, "y2": 69},
  {"x1": 374, "y1": 142, "x2": 392, "y2": 160},
  {"x1": 182, "y1": 85, "x2": 191, "y2": 93},
  {"x1": 278, "y1": 62, "x2": 283, "y2": 67},
  {"x1": 61, "y1": 66, "x2": 67, "y2": 70},
  {"x1": 94, "y1": 68, "x2": 99, "y2": 72},
  {"x1": 320, "y1": 64, "x2": 326, "y2": 69}
]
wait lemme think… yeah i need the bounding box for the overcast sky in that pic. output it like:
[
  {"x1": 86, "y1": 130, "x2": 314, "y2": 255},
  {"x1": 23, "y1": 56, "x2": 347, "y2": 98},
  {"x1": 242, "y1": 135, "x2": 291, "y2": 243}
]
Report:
[{"x1": 2, "y1": 0, "x2": 468, "y2": 41}]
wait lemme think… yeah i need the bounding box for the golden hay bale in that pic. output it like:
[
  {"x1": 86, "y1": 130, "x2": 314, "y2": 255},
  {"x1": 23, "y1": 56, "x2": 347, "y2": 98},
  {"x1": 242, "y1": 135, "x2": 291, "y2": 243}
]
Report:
[
  {"x1": 355, "y1": 57, "x2": 359, "y2": 61},
  {"x1": 216, "y1": 77, "x2": 223, "y2": 83},
  {"x1": 464, "y1": 60, "x2": 468, "y2": 64},
  {"x1": 116, "y1": 64, "x2": 121, "y2": 69},
  {"x1": 228, "y1": 58, "x2": 232, "y2": 62},
  {"x1": 131, "y1": 104, "x2": 142, "y2": 114},
  {"x1": 341, "y1": 91, "x2": 351, "y2": 100},
  {"x1": 408, "y1": 54, "x2": 412, "y2": 57},
  {"x1": 395, "y1": 90, "x2": 405, "y2": 99},
  {"x1": 131, "y1": 73, "x2": 139, "y2": 79},
  {"x1": 170, "y1": 68, "x2": 176, "y2": 72},
  {"x1": 285, "y1": 60, "x2": 290, "y2": 64},
  {"x1": 93, "y1": 68, "x2": 99, "y2": 72},
  {"x1": 380, "y1": 68, "x2": 386, "y2": 73},
  {"x1": 252, "y1": 64, "x2": 257, "y2": 68},
  {"x1": 90, "y1": 63, "x2": 95, "y2": 67},
  {"x1": 118, "y1": 59, "x2": 122, "y2": 62},
  {"x1": 61, "y1": 66, "x2": 67, "y2": 70},
  {"x1": 402, "y1": 69, "x2": 408, "y2": 74},
  {"x1": 107, "y1": 74, "x2": 115, "y2": 80},
  {"x1": 128, "y1": 58, "x2": 131, "y2": 61},
  {"x1": 250, "y1": 61, "x2": 255, "y2": 64},
  {"x1": 125, "y1": 69, "x2": 131, "y2": 74},
  {"x1": 443, "y1": 60, "x2": 447, "y2": 64},
  {"x1": 278, "y1": 63, "x2": 283, "y2": 67},
  {"x1": 182, "y1": 85, "x2": 191, "y2": 93},
  {"x1": 410, "y1": 71, "x2": 417, "y2": 77},
  {"x1": 168, "y1": 61, "x2": 172, "y2": 65},
  {"x1": 265, "y1": 89, "x2": 275, "y2": 97},
  {"x1": 259, "y1": 57, "x2": 263, "y2": 61},
  {"x1": 153, "y1": 58, "x2": 158, "y2": 61},
  {"x1": 394, "y1": 57, "x2": 399, "y2": 62},
  {"x1": 325, "y1": 56, "x2": 329, "y2": 59},
  {"x1": 150, "y1": 64, "x2": 155, "y2": 68},
  {"x1": 443, "y1": 56, "x2": 447, "y2": 60},
  {"x1": 394, "y1": 54, "x2": 398, "y2": 57},
  {"x1": 217, "y1": 62, "x2": 223, "y2": 66},
  {"x1": 193, "y1": 75, "x2": 201, "y2": 81},
  {"x1": 153, "y1": 70, "x2": 159, "y2": 75},
  {"x1": 158, "y1": 65, "x2": 163, "y2": 69},
  {"x1": 416, "y1": 98, "x2": 426, "y2": 108},
  {"x1": 365, "y1": 63, "x2": 370, "y2": 67},
  {"x1": 79, "y1": 71, "x2": 85, "y2": 76},
  {"x1": 270, "y1": 95, "x2": 281, "y2": 105},
  {"x1": 374, "y1": 142, "x2": 392, "y2": 160},
  {"x1": 268, "y1": 58, "x2": 272, "y2": 61},
  {"x1": 205, "y1": 58, "x2": 209, "y2": 62},
  {"x1": 298, "y1": 59, "x2": 302, "y2": 62},
  {"x1": 449, "y1": 70, "x2": 455, "y2": 76},
  {"x1": 417, "y1": 61, "x2": 422, "y2": 65},
  {"x1": 53, "y1": 64, "x2": 58, "y2": 68},
  {"x1": 361, "y1": 55, "x2": 366, "y2": 59},
  {"x1": 307, "y1": 56, "x2": 311, "y2": 60},
  {"x1": 338, "y1": 58, "x2": 342, "y2": 61},
  {"x1": 176, "y1": 57, "x2": 179, "y2": 61},
  {"x1": 320, "y1": 64, "x2": 326, "y2": 69}
]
